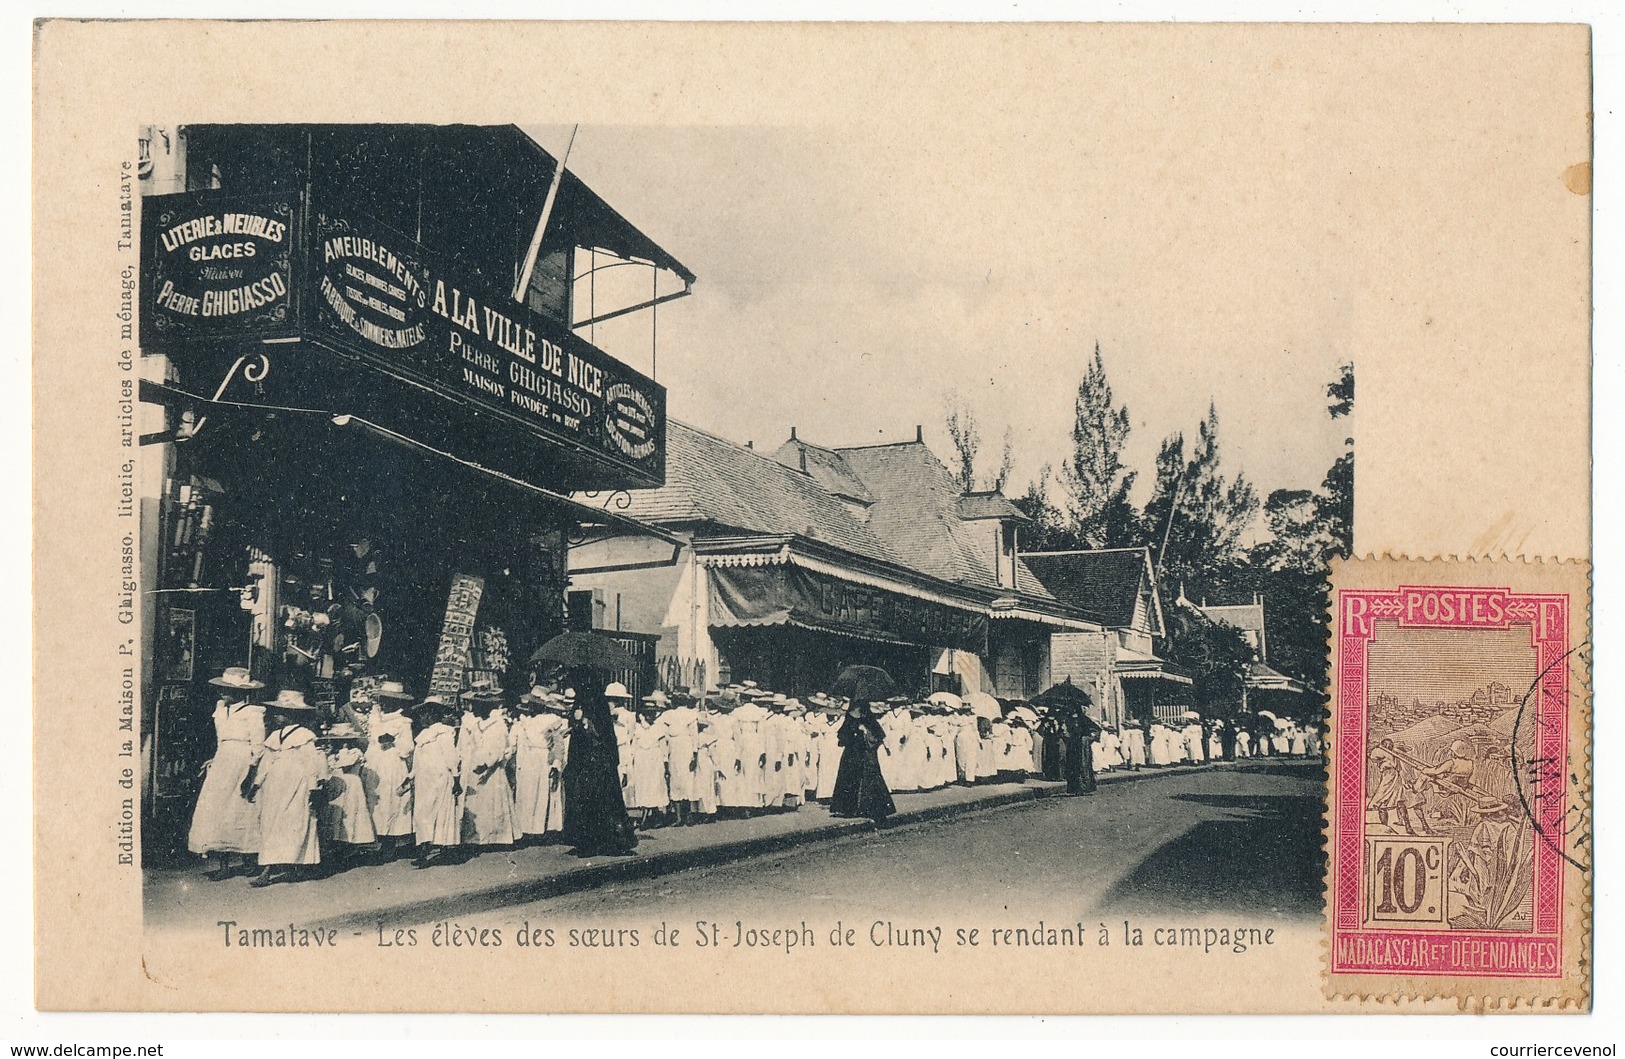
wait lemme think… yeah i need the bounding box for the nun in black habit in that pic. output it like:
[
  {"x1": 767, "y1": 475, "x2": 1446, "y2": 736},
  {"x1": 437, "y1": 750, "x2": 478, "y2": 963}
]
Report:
[
  {"x1": 559, "y1": 667, "x2": 638, "y2": 857},
  {"x1": 829, "y1": 700, "x2": 895, "y2": 822}
]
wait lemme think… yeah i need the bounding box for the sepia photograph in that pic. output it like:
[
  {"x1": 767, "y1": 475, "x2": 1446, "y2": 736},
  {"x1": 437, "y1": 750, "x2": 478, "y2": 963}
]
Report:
[{"x1": 133, "y1": 121, "x2": 1347, "y2": 943}]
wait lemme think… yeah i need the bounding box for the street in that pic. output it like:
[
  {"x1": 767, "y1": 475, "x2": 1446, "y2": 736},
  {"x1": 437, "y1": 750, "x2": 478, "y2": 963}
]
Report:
[{"x1": 431, "y1": 759, "x2": 1325, "y2": 928}]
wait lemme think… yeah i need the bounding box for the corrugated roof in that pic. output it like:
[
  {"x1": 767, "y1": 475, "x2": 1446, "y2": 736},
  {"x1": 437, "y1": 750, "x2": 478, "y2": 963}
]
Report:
[
  {"x1": 614, "y1": 421, "x2": 899, "y2": 560},
  {"x1": 1021, "y1": 549, "x2": 1151, "y2": 628}
]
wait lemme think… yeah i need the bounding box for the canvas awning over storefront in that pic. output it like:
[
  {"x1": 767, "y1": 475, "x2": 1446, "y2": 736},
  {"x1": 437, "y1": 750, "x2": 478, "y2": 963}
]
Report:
[
  {"x1": 1246, "y1": 661, "x2": 1308, "y2": 694},
  {"x1": 1114, "y1": 645, "x2": 1193, "y2": 686},
  {"x1": 706, "y1": 561, "x2": 989, "y2": 654}
]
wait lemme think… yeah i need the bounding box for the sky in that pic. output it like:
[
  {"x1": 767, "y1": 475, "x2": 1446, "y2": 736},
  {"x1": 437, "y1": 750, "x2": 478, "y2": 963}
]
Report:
[
  {"x1": 523, "y1": 113, "x2": 1352, "y2": 515},
  {"x1": 1366, "y1": 625, "x2": 1538, "y2": 708}
]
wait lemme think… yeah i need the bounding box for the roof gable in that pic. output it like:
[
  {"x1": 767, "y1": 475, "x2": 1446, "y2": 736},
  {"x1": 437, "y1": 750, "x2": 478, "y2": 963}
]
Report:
[
  {"x1": 615, "y1": 421, "x2": 899, "y2": 560},
  {"x1": 1021, "y1": 548, "x2": 1158, "y2": 630}
]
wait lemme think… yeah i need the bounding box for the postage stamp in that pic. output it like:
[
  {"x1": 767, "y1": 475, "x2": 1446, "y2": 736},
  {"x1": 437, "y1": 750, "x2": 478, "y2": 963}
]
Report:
[{"x1": 1325, "y1": 558, "x2": 1591, "y2": 1010}]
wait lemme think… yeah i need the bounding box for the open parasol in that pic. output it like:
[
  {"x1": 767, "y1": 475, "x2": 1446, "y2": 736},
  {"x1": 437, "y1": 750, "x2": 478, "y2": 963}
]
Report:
[
  {"x1": 927, "y1": 691, "x2": 964, "y2": 711},
  {"x1": 530, "y1": 630, "x2": 636, "y2": 671},
  {"x1": 829, "y1": 664, "x2": 898, "y2": 704},
  {"x1": 1031, "y1": 677, "x2": 1094, "y2": 712},
  {"x1": 963, "y1": 691, "x2": 1003, "y2": 719}
]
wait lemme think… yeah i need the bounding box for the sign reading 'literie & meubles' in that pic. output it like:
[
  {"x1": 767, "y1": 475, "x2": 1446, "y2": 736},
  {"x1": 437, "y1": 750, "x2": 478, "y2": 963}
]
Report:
[
  {"x1": 140, "y1": 191, "x2": 299, "y2": 343},
  {"x1": 305, "y1": 208, "x2": 665, "y2": 483}
]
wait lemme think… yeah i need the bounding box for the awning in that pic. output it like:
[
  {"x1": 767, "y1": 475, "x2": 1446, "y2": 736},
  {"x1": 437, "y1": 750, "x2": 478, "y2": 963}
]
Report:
[
  {"x1": 1114, "y1": 645, "x2": 1194, "y2": 686},
  {"x1": 1246, "y1": 661, "x2": 1308, "y2": 694},
  {"x1": 707, "y1": 562, "x2": 988, "y2": 654},
  {"x1": 138, "y1": 378, "x2": 684, "y2": 551}
]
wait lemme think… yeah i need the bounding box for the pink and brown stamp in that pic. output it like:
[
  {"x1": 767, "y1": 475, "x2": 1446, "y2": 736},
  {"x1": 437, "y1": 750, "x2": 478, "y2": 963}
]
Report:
[{"x1": 1325, "y1": 558, "x2": 1591, "y2": 1010}]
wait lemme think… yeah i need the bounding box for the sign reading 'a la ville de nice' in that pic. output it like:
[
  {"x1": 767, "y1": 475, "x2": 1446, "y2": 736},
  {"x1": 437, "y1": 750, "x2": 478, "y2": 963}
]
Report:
[
  {"x1": 140, "y1": 190, "x2": 666, "y2": 485},
  {"x1": 303, "y1": 208, "x2": 665, "y2": 481}
]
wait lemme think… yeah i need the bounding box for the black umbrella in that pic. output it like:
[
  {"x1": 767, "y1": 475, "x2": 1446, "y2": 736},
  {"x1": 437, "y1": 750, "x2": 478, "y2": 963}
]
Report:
[
  {"x1": 530, "y1": 630, "x2": 636, "y2": 671},
  {"x1": 829, "y1": 664, "x2": 898, "y2": 704},
  {"x1": 1031, "y1": 677, "x2": 1094, "y2": 710}
]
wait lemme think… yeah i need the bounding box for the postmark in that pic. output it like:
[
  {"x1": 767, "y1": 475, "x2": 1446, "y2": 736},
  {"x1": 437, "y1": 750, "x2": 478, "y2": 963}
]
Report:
[{"x1": 1325, "y1": 558, "x2": 1591, "y2": 1009}]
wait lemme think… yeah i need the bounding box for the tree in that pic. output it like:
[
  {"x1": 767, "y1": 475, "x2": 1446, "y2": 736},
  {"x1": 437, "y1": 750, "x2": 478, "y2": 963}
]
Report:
[
  {"x1": 1161, "y1": 599, "x2": 1253, "y2": 730},
  {"x1": 943, "y1": 394, "x2": 982, "y2": 494},
  {"x1": 1241, "y1": 361, "x2": 1355, "y2": 719},
  {"x1": 991, "y1": 427, "x2": 1015, "y2": 493},
  {"x1": 1061, "y1": 343, "x2": 1138, "y2": 547},
  {"x1": 1143, "y1": 402, "x2": 1260, "y2": 602},
  {"x1": 1013, "y1": 465, "x2": 1085, "y2": 552}
]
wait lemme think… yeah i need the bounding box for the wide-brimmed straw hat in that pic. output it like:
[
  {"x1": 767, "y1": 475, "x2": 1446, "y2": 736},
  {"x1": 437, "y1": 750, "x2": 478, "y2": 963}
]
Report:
[
  {"x1": 371, "y1": 679, "x2": 416, "y2": 704},
  {"x1": 260, "y1": 689, "x2": 319, "y2": 713},
  {"x1": 605, "y1": 682, "x2": 632, "y2": 700},
  {"x1": 209, "y1": 667, "x2": 264, "y2": 691}
]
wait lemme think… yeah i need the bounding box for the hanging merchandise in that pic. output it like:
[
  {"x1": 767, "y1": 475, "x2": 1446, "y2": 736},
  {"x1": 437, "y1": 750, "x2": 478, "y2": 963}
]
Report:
[{"x1": 428, "y1": 573, "x2": 486, "y2": 696}]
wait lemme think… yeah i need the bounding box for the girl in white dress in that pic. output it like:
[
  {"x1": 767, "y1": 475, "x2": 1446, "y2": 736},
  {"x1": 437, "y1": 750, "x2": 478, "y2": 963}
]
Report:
[
  {"x1": 411, "y1": 698, "x2": 462, "y2": 866},
  {"x1": 187, "y1": 668, "x2": 267, "y2": 880},
  {"x1": 318, "y1": 730, "x2": 376, "y2": 864},
  {"x1": 248, "y1": 690, "x2": 328, "y2": 886},
  {"x1": 360, "y1": 681, "x2": 416, "y2": 858},
  {"x1": 459, "y1": 691, "x2": 518, "y2": 849}
]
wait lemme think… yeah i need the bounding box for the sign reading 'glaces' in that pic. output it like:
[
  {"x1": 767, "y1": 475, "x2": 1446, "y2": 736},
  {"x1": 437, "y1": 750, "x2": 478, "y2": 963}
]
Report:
[
  {"x1": 306, "y1": 209, "x2": 665, "y2": 480},
  {"x1": 141, "y1": 192, "x2": 299, "y2": 343}
]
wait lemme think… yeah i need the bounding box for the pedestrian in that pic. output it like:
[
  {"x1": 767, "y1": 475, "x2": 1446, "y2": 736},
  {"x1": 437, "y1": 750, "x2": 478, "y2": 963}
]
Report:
[
  {"x1": 459, "y1": 688, "x2": 518, "y2": 849},
  {"x1": 1122, "y1": 721, "x2": 1147, "y2": 770},
  {"x1": 187, "y1": 667, "x2": 266, "y2": 880},
  {"x1": 247, "y1": 690, "x2": 328, "y2": 886},
  {"x1": 628, "y1": 701, "x2": 671, "y2": 826},
  {"x1": 830, "y1": 700, "x2": 895, "y2": 823},
  {"x1": 660, "y1": 691, "x2": 701, "y2": 825},
  {"x1": 317, "y1": 726, "x2": 375, "y2": 868},
  {"x1": 559, "y1": 671, "x2": 638, "y2": 857},
  {"x1": 730, "y1": 695, "x2": 770, "y2": 812},
  {"x1": 512, "y1": 686, "x2": 570, "y2": 843},
  {"x1": 410, "y1": 696, "x2": 462, "y2": 867},
  {"x1": 359, "y1": 679, "x2": 416, "y2": 860},
  {"x1": 814, "y1": 704, "x2": 844, "y2": 800}
]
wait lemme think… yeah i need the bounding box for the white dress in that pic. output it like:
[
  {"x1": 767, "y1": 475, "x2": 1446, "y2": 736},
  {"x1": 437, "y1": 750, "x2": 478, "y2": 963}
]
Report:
[
  {"x1": 460, "y1": 713, "x2": 517, "y2": 846},
  {"x1": 815, "y1": 716, "x2": 844, "y2": 799},
  {"x1": 1009, "y1": 726, "x2": 1037, "y2": 775},
  {"x1": 629, "y1": 721, "x2": 670, "y2": 810},
  {"x1": 1124, "y1": 728, "x2": 1148, "y2": 767},
  {"x1": 188, "y1": 701, "x2": 266, "y2": 855},
  {"x1": 662, "y1": 707, "x2": 701, "y2": 803},
  {"x1": 362, "y1": 707, "x2": 414, "y2": 837},
  {"x1": 413, "y1": 723, "x2": 461, "y2": 846},
  {"x1": 694, "y1": 722, "x2": 722, "y2": 814},
  {"x1": 254, "y1": 724, "x2": 326, "y2": 866},
  {"x1": 729, "y1": 705, "x2": 769, "y2": 807},
  {"x1": 955, "y1": 719, "x2": 981, "y2": 782},
  {"x1": 513, "y1": 712, "x2": 570, "y2": 836},
  {"x1": 320, "y1": 746, "x2": 376, "y2": 845}
]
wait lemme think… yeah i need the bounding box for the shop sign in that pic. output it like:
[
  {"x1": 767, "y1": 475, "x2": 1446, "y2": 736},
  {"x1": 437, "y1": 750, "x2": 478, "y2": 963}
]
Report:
[
  {"x1": 305, "y1": 207, "x2": 666, "y2": 483},
  {"x1": 140, "y1": 191, "x2": 299, "y2": 345},
  {"x1": 709, "y1": 564, "x2": 989, "y2": 655}
]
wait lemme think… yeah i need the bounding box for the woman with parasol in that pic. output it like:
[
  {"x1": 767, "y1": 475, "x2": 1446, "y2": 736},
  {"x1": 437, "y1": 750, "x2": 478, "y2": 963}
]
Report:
[
  {"x1": 1033, "y1": 679, "x2": 1102, "y2": 795},
  {"x1": 827, "y1": 666, "x2": 898, "y2": 823},
  {"x1": 535, "y1": 632, "x2": 639, "y2": 857}
]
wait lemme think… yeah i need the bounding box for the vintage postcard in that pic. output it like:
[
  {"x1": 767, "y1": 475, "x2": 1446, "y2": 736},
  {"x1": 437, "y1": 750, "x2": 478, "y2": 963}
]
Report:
[{"x1": 31, "y1": 21, "x2": 1591, "y2": 1014}]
